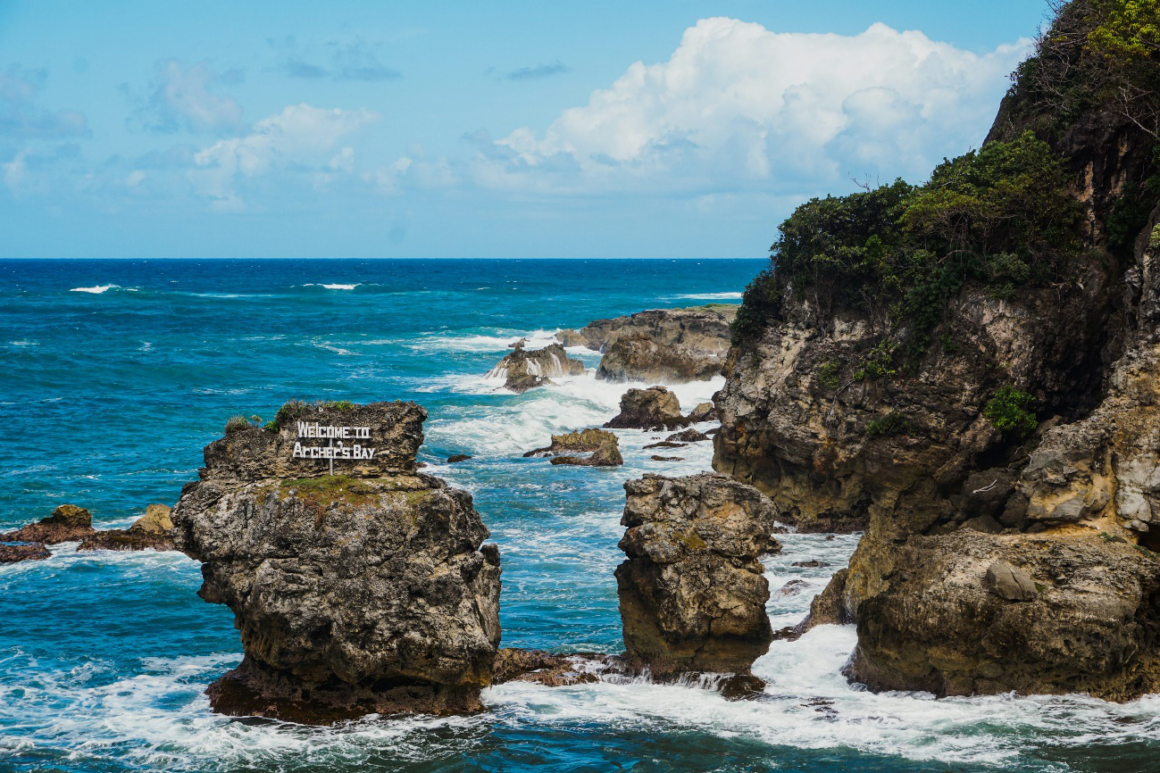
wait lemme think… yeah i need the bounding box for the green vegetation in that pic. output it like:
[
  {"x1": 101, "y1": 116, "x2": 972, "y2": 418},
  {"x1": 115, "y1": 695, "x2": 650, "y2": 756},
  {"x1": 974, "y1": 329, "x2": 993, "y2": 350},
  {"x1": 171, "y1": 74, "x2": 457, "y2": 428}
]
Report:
[
  {"x1": 817, "y1": 359, "x2": 844, "y2": 390},
  {"x1": 733, "y1": 132, "x2": 1081, "y2": 355},
  {"x1": 983, "y1": 386, "x2": 1039, "y2": 437},
  {"x1": 854, "y1": 342, "x2": 897, "y2": 381},
  {"x1": 265, "y1": 399, "x2": 362, "y2": 432},
  {"x1": 865, "y1": 411, "x2": 913, "y2": 437},
  {"x1": 324, "y1": 400, "x2": 357, "y2": 411},
  {"x1": 1151, "y1": 224, "x2": 1160, "y2": 250},
  {"x1": 225, "y1": 415, "x2": 258, "y2": 434}
]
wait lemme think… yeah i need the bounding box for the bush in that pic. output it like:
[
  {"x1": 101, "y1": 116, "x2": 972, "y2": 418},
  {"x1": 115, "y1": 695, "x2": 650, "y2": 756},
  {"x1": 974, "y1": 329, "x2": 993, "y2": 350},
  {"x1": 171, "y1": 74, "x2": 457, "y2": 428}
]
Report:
[
  {"x1": 854, "y1": 341, "x2": 897, "y2": 381},
  {"x1": 225, "y1": 415, "x2": 253, "y2": 434},
  {"x1": 866, "y1": 411, "x2": 912, "y2": 437},
  {"x1": 984, "y1": 385, "x2": 1039, "y2": 437},
  {"x1": 731, "y1": 266, "x2": 781, "y2": 343},
  {"x1": 817, "y1": 360, "x2": 844, "y2": 390}
]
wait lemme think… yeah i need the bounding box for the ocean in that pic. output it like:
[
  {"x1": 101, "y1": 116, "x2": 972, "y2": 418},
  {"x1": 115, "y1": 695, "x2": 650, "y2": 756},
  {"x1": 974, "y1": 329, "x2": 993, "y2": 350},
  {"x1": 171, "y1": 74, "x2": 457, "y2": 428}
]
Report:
[{"x1": 1, "y1": 258, "x2": 1157, "y2": 773}]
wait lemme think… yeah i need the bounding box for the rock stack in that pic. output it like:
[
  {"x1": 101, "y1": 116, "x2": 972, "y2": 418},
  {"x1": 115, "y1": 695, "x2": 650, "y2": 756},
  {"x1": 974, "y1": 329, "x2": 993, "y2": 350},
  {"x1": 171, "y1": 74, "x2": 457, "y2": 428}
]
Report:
[
  {"x1": 171, "y1": 400, "x2": 502, "y2": 723},
  {"x1": 487, "y1": 342, "x2": 585, "y2": 393},
  {"x1": 615, "y1": 474, "x2": 779, "y2": 694}
]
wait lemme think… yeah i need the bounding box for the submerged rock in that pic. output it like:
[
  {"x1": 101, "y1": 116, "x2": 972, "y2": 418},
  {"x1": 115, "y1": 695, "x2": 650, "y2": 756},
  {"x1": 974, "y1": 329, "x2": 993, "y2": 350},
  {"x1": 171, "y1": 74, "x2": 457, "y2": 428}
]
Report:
[
  {"x1": 492, "y1": 649, "x2": 608, "y2": 687},
  {"x1": 605, "y1": 387, "x2": 688, "y2": 431},
  {"x1": 666, "y1": 429, "x2": 709, "y2": 443},
  {"x1": 615, "y1": 474, "x2": 779, "y2": 683},
  {"x1": 487, "y1": 342, "x2": 585, "y2": 393},
  {"x1": 172, "y1": 400, "x2": 502, "y2": 723},
  {"x1": 524, "y1": 428, "x2": 623, "y2": 467}
]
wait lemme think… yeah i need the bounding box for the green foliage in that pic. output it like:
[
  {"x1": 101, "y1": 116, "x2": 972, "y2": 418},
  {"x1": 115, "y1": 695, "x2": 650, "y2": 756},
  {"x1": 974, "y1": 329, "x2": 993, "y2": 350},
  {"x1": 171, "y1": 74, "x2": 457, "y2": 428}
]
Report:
[
  {"x1": 817, "y1": 359, "x2": 844, "y2": 390},
  {"x1": 225, "y1": 415, "x2": 254, "y2": 434},
  {"x1": 1088, "y1": 0, "x2": 1160, "y2": 65},
  {"x1": 731, "y1": 267, "x2": 780, "y2": 343},
  {"x1": 1107, "y1": 178, "x2": 1160, "y2": 253},
  {"x1": 865, "y1": 411, "x2": 912, "y2": 437},
  {"x1": 983, "y1": 385, "x2": 1039, "y2": 437},
  {"x1": 324, "y1": 400, "x2": 357, "y2": 411},
  {"x1": 854, "y1": 341, "x2": 897, "y2": 381},
  {"x1": 1151, "y1": 223, "x2": 1160, "y2": 250}
]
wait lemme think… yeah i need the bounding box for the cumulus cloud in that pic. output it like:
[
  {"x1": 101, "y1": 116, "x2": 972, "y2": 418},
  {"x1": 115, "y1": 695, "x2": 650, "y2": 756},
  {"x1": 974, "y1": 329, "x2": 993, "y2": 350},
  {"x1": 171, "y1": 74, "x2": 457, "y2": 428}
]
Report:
[
  {"x1": 473, "y1": 19, "x2": 1030, "y2": 194},
  {"x1": 271, "y1": 36, "x2": 401, "y2": 82},
  {"x1": 190, "y1": 103, "x2": 378, "y2": 210},
  {"x1": 135, "y1": 60, "x2": 244, "y2": 134},
  {"x1": 0, "y1": 65, "x2": 88, "y2": 139}
]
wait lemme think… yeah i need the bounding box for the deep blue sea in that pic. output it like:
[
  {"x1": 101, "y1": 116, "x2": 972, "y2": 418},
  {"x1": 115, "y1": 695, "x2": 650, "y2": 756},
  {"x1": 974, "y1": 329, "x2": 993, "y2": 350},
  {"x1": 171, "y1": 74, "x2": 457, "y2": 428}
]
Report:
[{"x1": 1, "y1": 259, "x2": 1157, "y2": 773}]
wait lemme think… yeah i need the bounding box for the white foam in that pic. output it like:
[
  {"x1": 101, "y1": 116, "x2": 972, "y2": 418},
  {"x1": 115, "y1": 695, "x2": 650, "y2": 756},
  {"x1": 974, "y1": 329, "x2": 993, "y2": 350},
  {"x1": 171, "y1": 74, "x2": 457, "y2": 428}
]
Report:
[
  {"x1": 303, "y1": 283, "x2": 360, "y2": 290},
  {"x1": 70, "y1": 285, "x2": 118, "y2": 294},
  {"x1": 669, "y1": 292, "x2": 743, "y2": 300},
  {"x1": 412, "y1": 329, "x2": 562, "y2": 353}
]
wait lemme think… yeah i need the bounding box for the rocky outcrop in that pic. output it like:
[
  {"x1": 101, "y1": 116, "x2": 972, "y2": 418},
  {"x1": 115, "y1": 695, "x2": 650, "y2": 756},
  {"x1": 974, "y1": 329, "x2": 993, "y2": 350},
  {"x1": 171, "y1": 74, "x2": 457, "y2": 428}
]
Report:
[
  {"x1": 1, "y1": 504, "x2": 94, "y2": 544},
  {"x1": 596, "y1": 334, "x2": 721, "y2": 383},
  {"x1": 492, "y1": 649, "x2": 609, "y2": 687},
  {"x1": 0, "y1": 542, "x2": 51, "y2": 564},
  {"x1": 687, "y1": 402, "x2": 716, "y2": 423},
  {"x1": 713, "y1": 1, "x2": 1160, "y2": 701},
  {"x1": 524, "y1": 428, "x2": 623, "y2": 467},
  {"x1": 559, "y1": 306, "x2": 736, "y2": 383},
  {"x1": 78, "y1": 504, "x2": 176, "y2": 552},
  {"x1": 615, "y1": 474, "x2": 780, "y2": 686},
  {"x1": 605, "y1": 387, "x2": 688, "y2": 431},
  {"x1": 666, "y1": 429, "x2": 708, "y2": 443},
  {"x1": 848, "y1": 531, "x2": 1160, "y2": 699},
  {"x1": 172, "y1": 400, "x2": 502, "y2": 723},
  {"x1": 488, "y1": 343, "x2": 585, "y2": 393}
]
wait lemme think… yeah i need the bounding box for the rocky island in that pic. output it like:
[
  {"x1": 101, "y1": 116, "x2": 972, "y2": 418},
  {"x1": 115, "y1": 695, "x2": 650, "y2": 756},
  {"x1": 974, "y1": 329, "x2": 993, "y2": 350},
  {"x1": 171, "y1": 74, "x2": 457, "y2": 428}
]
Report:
[{"x1": 171, "y1": 401, "x2": 502, "y2": 722}]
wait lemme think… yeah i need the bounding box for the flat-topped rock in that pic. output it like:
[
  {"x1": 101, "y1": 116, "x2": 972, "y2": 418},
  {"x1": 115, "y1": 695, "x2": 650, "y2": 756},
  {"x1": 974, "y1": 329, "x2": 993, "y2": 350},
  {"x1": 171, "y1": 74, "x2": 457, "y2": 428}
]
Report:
[
  {"x1": 172, "y1": 400, "x2": 502, "y2": 723},
  {"x1": 605, "y1": 387, "x2": 688, "y2": 431},
  {"x1": 524, "y1": 428, "x2": 623, "y2": 467}
]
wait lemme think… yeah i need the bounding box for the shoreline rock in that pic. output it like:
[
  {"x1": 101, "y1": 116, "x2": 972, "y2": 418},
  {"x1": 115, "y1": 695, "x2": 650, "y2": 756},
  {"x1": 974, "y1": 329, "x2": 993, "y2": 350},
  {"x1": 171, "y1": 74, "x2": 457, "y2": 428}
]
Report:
[
  {"x1": 615, "y1": 474, "x2": 780, "y2": 686},
  {"x1": 524, "y1": 428, "x2": 623, "y2": 467},
  {"x1": 605, "y1": 387, "x2": 688, "y2": 432},
  {"x1": 172, "y1": 400, "x2": 502, "y2": 723},
  {"x1": 487, "y1": 342, "x2": 585, "y2": 393}
]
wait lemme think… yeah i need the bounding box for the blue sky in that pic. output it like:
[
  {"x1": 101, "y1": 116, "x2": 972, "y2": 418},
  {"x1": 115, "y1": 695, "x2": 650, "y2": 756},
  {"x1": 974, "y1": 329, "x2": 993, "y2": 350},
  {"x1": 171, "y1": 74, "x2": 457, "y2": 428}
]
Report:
[{"x1": 0, "y1": 0, "x2": 1050, "y2": 258}]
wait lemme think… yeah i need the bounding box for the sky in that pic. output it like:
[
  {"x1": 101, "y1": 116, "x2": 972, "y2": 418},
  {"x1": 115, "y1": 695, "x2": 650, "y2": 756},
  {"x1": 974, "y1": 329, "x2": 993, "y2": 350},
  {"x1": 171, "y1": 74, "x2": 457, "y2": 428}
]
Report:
[{"x1": 0, "y1": 0, "x2": 1052, "y2": 259}]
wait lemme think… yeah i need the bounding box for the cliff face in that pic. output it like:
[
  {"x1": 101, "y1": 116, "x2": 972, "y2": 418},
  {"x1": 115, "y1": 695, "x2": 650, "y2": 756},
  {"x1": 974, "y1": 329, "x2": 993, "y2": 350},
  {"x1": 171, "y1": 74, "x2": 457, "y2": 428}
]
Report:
[
  {"x1": 714, "y1": 0, "x2": 1160, "y2": 699},
  {"x1": 172, "y1": 401, "x2": 502, "y2": 723}
]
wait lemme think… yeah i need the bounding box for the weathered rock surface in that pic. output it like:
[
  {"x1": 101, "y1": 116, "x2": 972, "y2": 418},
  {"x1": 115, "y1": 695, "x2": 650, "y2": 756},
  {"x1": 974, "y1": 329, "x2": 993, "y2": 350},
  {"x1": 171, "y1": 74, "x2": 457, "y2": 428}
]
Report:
[
  {"x1": 524, "y1": 428, "x2": 623, "y2": 467},
  {"x1": 132, "y1": 504, "x2": 174, "y2": 534},
  {"x1": 172, "y1": 400, "x2": 502, "y2": 722},
  {"x1": 848, "y1": 531, "x2": 1160, "y2": 699},
  {"x1": 714, "y1": 4, "x2": 1160, "y2": 701},
  {"x1": 666, "y1": 429, "x2": 709, "y2": 443},
  {"x1": 78, "y1": 504, "x2": 177, "y2": 552},
  {"x1": 0, "y1": 542, "x2": 51, "y2": 564},
  {"x1": 488, "y1": 342, "x2": 585, "y2": 393},
  {"x1": 1, "y1": 504, "x2": 94, "y2": 544},
  {"x1": 615, "y1": 474, "x2": 779, "y2": 682},
  {"x1": 605, "y1": 387, "x2": 688, "y2": 431},
  {"x1": 492, "y1": 649, "x2": 609, "y2": 687},
  {"x1": 596, "y1": 334, "x2": 721, "y2": 383},
  {"x1": 559, "y1": 306, "x2": 737, "y2": 384},
  {"x1": 687, "y1": 402, "x2": 717, "y2": 423}
]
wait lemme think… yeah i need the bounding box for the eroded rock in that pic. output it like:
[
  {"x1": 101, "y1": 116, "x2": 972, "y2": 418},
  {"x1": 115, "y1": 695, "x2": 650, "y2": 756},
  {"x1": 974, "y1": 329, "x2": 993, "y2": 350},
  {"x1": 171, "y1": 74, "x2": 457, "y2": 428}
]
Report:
[
  {"x1": 488, "y1": 343, "x2": 585, "y2": 393},
  {"x1": 172, "y1": 400, "x2": 502, "y2": 722},
  {"x1": 615, "y1": 474, "x2": 779, "y2": 683},
  {"x1": 1, "y1": 504, "x2": 94, "y2": 544},
  {"x1": 605, "y1": 387, "x2": 688, "y2": 431},
  {"x1": 524, "y1": 428, "x2": 623, "y2": 467}
]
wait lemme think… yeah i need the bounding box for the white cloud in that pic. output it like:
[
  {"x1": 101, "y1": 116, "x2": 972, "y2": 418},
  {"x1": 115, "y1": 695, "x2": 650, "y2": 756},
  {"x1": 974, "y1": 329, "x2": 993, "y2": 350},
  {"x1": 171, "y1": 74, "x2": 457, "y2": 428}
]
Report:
[
  {"x1": 190, "y1": 103, "x2": 377, "y2": 209},
  {"x1": 0, "y1": 66, "x2": 88, "y2": 139},
  {"x1": 136, "y1": 61, "x2": 243, "y2": 135},
  {"x1": 473, "y1": 19, "x2": 1030, "y2": 194}
]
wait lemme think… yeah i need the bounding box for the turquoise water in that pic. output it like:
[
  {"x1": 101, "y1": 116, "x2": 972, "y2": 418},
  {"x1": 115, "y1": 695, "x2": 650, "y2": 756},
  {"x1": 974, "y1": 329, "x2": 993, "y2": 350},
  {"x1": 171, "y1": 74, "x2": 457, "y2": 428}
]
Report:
[{"x1": 1, "y1": 259, "x2": 1157, "y2": 773}]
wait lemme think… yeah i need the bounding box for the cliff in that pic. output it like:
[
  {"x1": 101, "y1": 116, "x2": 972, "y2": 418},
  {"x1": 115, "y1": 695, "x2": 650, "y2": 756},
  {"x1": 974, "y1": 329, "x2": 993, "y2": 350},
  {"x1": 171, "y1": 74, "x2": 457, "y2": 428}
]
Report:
[{"x1": 714, "y1": 0, "x2": 1160, "y2": 699}]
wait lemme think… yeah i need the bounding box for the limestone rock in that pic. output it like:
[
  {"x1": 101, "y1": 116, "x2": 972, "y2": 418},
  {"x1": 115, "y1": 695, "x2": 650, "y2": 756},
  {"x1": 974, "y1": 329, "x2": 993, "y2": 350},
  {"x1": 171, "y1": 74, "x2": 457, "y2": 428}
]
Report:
[
  {"x1": 0, "y1": 504, "x2": 95, "y2": 544},
  {"x1": 615, "y1": 474, "x2": 779, "y2": 681},
  {"x1": 596, "y1": 334, "x2": 721, "y2": 383},
  {"x1": 666, "y1": 429, "x2": 709, "y2": 443},
  {"x1": 78, "y1": 529, "x2": 175, "y2": 552},
  {"x1": 131, "y1": 504, "x2": 173, "y2": 534},
  {"x1": 605, "y1": 387, "x2": 688, "y2": 431},
  {"x1": 848, "y1": 532, "x2": 1160, "y2": 700},
  {"x1": 524, "y1": 428, "x2": 623, "y2": 467},
  {"x1": 687, "y1": 402, "x2": 717, "y2": 423},
  {"x1": 0, "y1": 542, "x2": 51, "y2": 564},
  {"x1": 172, "y1": 400, "x2": 502, "y2": 723},
  {"x1": 559, "y1": 306, "x2": 736, "y2": 356},
  {"x1": 487, "y1": 343, "x2": 585, "y2": 393},
  {"x1": 491, "y1": 649, "x2": 607, "y2": 687}
]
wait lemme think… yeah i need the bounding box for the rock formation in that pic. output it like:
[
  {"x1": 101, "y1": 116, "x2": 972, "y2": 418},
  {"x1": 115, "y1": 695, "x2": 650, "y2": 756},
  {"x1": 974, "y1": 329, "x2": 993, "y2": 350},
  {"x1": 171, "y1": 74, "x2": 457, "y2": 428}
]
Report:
[
  {"x1": 79, "y1": 504, "x2": 176, "y2": 552},
  {"x1": 171, "y1": 400, "x2": 502, "y2": 722},
  {"x1": 715, "y1": 1, "x2": 1160, "y2": 700},
  {"x1": 687, "y1": 402, "x2": 716, "y2": 423},
  {"x1": 558, "y1": 306, "x2": 736, "y2": 383},
  {"x1": 487, "y1": 342, "x2": 585, "y2": 393},
  {"x1": 605, "y1": 387, "x2": 688, "y2": 431},
  {"x1": 615, "y1": 474, "x2": 780, "y2": 687},
  {"x1": 524, "y1": 428, "x2": 623, "y2": 467},
  {"x1": 1, "y1": 504, "x2": 94, "y2": 544},
  {"x1": 0, "y1": 542, "x2": 51, "y2": 564}
]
